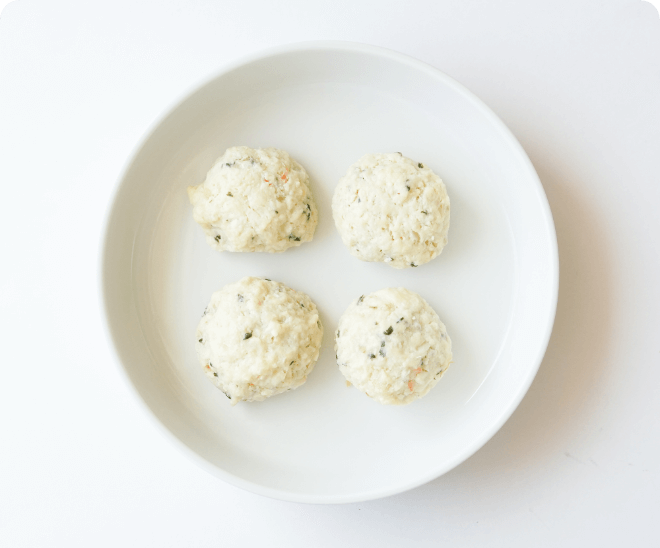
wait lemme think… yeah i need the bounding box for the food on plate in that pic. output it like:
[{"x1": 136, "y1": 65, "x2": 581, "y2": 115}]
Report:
[
  {"x1": 188, "y1": 146, "x2": 318, "y2": 252},
  {"x1": 332, "y1": 152, "x2": 450, "y2": 268},
  {"x1": 195, "y1": 277, "x2": 323, "y2": 404},
  {"x1": 335, "y1": 288, "x2": 452, "y2": 405}
]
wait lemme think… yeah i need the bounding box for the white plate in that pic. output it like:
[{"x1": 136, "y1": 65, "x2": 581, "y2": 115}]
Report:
[{"x1": 101, "y1": 42, "x2": 558, "y2": 503}]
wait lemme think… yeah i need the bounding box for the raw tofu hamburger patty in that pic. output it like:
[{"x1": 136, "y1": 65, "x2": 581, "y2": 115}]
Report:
[
  {"x1": 188, "y1": 146, "x2": 318, "y2": 253},
  {"x1": 335, "y1": 288, "x2": 452, "y2": 405},
  {"x1": 195, "y1": 277, "x2": 323, "y2": 405},
  {"x1": 332, "y1": 153, "x2": 450, "y2": 268}
]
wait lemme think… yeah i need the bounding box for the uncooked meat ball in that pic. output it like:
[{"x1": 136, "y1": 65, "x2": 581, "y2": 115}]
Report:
[
  {"x1": 188, "y1": 146, "x2": 318, "y2": 252},
  {"x1": 196, "y1": 277, "x2": 323, "y2": 404},
  {"x1": 335, "y1": 288, "x2": 452, "y2": 405},
  {"x1": 332, "y1": 153, "x2": 450, "y2": 268}
]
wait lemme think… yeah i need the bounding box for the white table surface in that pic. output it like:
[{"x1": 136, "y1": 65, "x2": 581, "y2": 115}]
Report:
[{"x1": 1, "y1": 0, "x2": 659, "y2": 545}]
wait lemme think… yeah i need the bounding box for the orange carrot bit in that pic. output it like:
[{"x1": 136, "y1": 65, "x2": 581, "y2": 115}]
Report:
[
  {"x1": 264, "y1": 179, "x2": 269, "y2": 182},
  {"x1": 408, "y1": 380, "x2": 414, "y2": 391},
  {"x1": 413, "y1": 367, "x2": 422, "y2": 374}
]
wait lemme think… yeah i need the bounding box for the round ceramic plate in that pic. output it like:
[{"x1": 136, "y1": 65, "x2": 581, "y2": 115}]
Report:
[{"x1": 101, "y1": 42, "x2": 558, "y2": 503}]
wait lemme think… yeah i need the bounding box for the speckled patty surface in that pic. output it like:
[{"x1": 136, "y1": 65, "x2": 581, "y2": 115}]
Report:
[
  {"x1": 335, "y1": 288, "x2": 452, "y2": 405},
  {"x1": 332, "y1": 153, "x2": 450, "y2": 268},
  {"x1": 188, "y1": 146, "x2": 318, "y2": 252},
  {"x1": 195, "y1": 277, "x2": 323, "y2": 404}
]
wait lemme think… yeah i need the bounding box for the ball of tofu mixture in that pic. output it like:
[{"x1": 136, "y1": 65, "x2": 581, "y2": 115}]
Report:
[
  {"x1": 332, "y1": 153, "x2": 450, "y2": 268},
  {"x1": 335, "y1": 288, "x2": 452, "y2": 405},
  {"x1": 188, "y1": 146, "x2": 318, "y2": 252},
  {"x1": 195, "y1": 277, "x2": 323, "y2": 405}
]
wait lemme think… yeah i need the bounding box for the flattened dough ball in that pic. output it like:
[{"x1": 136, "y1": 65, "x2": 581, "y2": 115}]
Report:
[
  {"x1": 335, "y1": 288, "x2": 452, "y2": 405},
  {"x1": 188, "y1": 146, "x2": 318, "y2": 252},
  {"x1": 195, "y1": 277, "x2": 323, "y2": 405},
  {"x1": 332, "y1": 153, "x2": 450, "y2": 268}
]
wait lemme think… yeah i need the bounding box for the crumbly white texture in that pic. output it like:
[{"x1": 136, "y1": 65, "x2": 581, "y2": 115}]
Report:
[
  {"x1": 188, "y1": 147, "x2": 318, "y2": 253},
  {"x1": 335, "y1": 288, "x2": 452, "y2": 405},
  {"x1": 332, "y1": 153, "x2": 450, "y2": 269},
  {"x1": 195, "y1": 277, "x2": 323, "y2": 405}
]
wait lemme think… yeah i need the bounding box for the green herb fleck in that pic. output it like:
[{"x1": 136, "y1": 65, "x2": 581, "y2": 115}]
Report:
[
  {"x1": 418, "y1": 163, "x2": 424, "y2": 168},
  {"x1": 215, "y1": 235, "x2": 221, "y2": 242},
  {"x1": 384, "y1": 326, "x2": 393, "y2": 335},
  {"x1": 289, "y1": 234, "x2": 301, "y2": 241},
  {"x1": 357, "y1": 295, "x2": 364, "y2": 304},
  {"x1": 411, "y1": 262, "x2": 418, "y2": 267},
  {"x1": 227, "y1": 192, "x2": 233, "y2": 197},
  {"x1": 369, "y1": 354, "x2": 376, "y2": 359},
  {"x1": 198, "y1": 338, "x2": 203, "y2": 343},
  {"x1": 422, "y1": 210, "x2": 428, "y2": 215},
  {"x1": 237, "y1": 294, "x2": 244, "y2": 302},
  {"x1": 243, "y1": 332, "x2": 252, "y2": 340},
  {"x1": 406, "y1": 185, "x2": 410, "y2": 191}
]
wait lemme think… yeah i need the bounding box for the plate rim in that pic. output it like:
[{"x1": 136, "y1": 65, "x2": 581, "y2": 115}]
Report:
[{"x1": 99, "y1": 40, "x2": 559, "y2": 504}]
